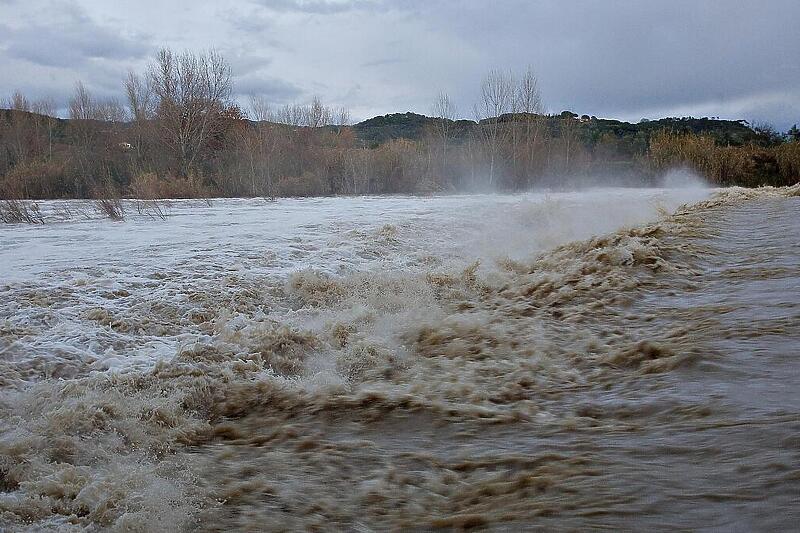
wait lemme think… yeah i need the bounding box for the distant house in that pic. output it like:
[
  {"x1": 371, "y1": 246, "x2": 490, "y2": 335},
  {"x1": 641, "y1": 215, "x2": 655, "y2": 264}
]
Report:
[{"x1": 119, "y1": 142, "x2": 133, "y2": 150}]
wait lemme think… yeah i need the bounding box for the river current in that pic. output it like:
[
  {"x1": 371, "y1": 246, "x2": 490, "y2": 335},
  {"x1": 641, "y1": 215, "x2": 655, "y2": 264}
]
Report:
[{"x1": 1, "y1": 186, "x2": 797, "y2": 531}]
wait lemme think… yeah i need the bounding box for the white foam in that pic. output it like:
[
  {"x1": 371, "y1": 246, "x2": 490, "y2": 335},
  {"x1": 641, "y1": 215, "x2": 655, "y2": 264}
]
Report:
[{"x1": 0, "y1": 188, "x2": 712, "y2": 380}]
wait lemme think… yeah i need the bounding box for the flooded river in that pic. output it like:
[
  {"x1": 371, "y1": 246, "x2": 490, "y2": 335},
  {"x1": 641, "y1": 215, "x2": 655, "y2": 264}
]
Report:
[{"x1": 0, "y1": 186, "x2": 797, "y2": 531}]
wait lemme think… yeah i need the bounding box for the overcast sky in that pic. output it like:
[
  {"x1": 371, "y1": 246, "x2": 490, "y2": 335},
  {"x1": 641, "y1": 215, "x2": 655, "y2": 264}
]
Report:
[{"x1": 1, "y1": 0, "x2": 798, "y2": 129}]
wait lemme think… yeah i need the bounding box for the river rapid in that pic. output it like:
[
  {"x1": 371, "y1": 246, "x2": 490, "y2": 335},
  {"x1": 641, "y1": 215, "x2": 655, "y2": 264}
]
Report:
[{"x1": 1, "y1": 186, "x2": 798, "y2": 531}]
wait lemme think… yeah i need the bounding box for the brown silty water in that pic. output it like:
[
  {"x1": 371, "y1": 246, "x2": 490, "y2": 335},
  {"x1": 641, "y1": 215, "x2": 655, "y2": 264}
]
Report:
[{"x1": 1, "y1": 186, "x2": 798, "y2": 531}]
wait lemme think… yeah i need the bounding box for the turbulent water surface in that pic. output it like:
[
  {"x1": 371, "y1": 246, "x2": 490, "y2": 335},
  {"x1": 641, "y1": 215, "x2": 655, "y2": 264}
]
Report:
[{"x1": 0, "y1": 187, "x2": 798, "y2": 531}]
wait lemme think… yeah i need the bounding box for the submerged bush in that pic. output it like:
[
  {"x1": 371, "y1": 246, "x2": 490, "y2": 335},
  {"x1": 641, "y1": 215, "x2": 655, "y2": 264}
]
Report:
[
  {"x1": 94, "y1": 197, "x2": 125, "y2": 221},
  {"x1": 0, "y1": 198, "x2": 44, "y2": 224}
]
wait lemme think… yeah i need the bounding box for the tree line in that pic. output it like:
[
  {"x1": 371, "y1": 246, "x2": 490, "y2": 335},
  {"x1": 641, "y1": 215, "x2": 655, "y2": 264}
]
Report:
[{"x1": 1, "y1": 48, "x2": 798, "y2": 200}]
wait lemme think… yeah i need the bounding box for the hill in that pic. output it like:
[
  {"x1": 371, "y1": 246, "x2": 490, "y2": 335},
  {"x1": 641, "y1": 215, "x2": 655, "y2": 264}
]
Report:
[{"x1": 351, "y1": 111, "x2": 769, "y2": 148}]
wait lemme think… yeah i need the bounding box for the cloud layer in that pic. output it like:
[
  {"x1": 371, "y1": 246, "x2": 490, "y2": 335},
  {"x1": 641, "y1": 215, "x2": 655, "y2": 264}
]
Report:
[{"x1": 1, "y1": 0, "x2": 797, "y2": 129}]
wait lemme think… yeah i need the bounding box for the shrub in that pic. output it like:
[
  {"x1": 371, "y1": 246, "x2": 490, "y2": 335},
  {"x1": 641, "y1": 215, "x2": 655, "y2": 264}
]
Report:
[
  {"x1": 129, "y1": 172, "x2": 216, "y2": 199},
  {"x1": 277, "y1": 171, "x2": 330, "y2": 197},
  {"x1": 0, "y1": 160, "x2": 67, "y2": 199},
  {"x1": 0, "y1": 198, "x2": 44, "y2": 224},
  {"x1": 92, "y1": 182, "x2": 125, "y2": 221},
  {"x1": 94, "y1": 197, "x2": 125, "y2": 221},
  {"x1": 647, "y1": 131, "x2": 798, "y2": 186},
  {"x1": 776, "y1": 142, "x2": 800, "y2": 185}
]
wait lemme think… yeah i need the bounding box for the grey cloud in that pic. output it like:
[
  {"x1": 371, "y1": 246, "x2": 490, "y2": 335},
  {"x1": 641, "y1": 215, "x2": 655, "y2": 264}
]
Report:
[
  {"x1": 225, "y1": 52, "x2": 275, "y2": 77},
  {"x1": 223, "y1": 6, "x2": 275, "y2": 34},
  {"x1": 253, "y1": 0, "x2": 382, "y2": 14},
  {"x1": 360, "y1": 57, "x2": 405, "y2": 68},
  {"x1": 234, "y1": 74, "x2": 303, "y2": 103},
  {"x1": 1, "y1": 4, "x2": 150, "y2": 68},
  {"x1": 5, "y1": 30, "x2": 149, "y2": 67},
  {"x1": 394, "y1": 0, "x2": 800, "y2": 129},
  {"x1": 1, "y1": 0, "x2": 797, "y2": 129}
]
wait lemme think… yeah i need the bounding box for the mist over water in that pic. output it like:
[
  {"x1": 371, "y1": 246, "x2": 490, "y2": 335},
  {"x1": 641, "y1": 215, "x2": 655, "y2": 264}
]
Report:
[
  {"x1": 1, "y1": 185, "x2": 798, "y2": 531},
  {"x1": 658, "y1": 167, "x2": 710, "y2": 189}
]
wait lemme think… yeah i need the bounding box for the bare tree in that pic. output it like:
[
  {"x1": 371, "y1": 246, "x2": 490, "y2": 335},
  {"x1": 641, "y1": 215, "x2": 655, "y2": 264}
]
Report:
[
  {"x1": 4, "y1": 92, "x2": 34, "y2": 166},
  {"x1": 276, "y1": 103, "x2": 305, "y2": 126},
  {"x1": 243, "y1": 95, "x2": 282, "y2": 196},
  {"x1": 432, "y1": 92, "x2": 457, "y2": 180},
  {"x1": 516, "y1": 67, "x2": 543, "y2": 116},
  {"x1": 250, "y1": 94, "x2": 274, "y2": 123},
  {"x1": 68, "y1": 82, "x2": 125, "y2": 195},
  {"x1": 344, "y1": 146, "x2": 371, "y2": 194},
  {"x1": 515, "y1": 67, "x2": 544, "y2": 185},
  {"x1": 148, "y1": 48, "x2": 233, "y2": 177},
  {"x1": 69, "y1": 82, "x2": 97, "y2": 122},
  {"x1": 124, "y1": 71, "x2": 155, "y2": 169},
  {"x1": 335, "y1": 107, "x2": 351, "y2": 127},
  {"x1": 31, "y1": 98, "x2": 57, "y2": 161},
  {"x1": 125, "y1": 71, "x2": 154, "y2": 122},
  {"x1": 305, "y1": 96, "x2": 331, "y2": 128},
  {"x1": 69, "y1": 82, "x2": 124, "y2": 123},
  {"x1": 559, "y1": 111, "x2": 580, "y2": 173},
  {"x1": 0, "y1": 92, "x2": 59, "y2": 196},
  {"x1": 474, "y1": 70, "x2": 514, "y2": 186},
  {"x1": 275, "y1": 97, "x2": 348, "y2": 128}
]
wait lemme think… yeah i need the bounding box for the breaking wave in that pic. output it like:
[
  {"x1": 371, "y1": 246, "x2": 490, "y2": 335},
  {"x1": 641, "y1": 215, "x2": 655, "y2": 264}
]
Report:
[{"x1": 1, "y1": 186, "x2": 798, "y2": 531}]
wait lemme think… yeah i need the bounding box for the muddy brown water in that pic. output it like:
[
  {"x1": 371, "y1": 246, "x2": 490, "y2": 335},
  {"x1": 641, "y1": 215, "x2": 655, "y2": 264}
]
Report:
[
  {"x1": 194, "y1": 195, "x2": 800, "y2": 532},
  {"x1": 1, "y1": 188, "x2": 798, "y2": 531}
]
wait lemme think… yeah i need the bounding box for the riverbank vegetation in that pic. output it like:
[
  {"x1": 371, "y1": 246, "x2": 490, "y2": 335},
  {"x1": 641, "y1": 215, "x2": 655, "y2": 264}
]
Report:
[{"x1": 1, "y1": 49, "x2": 798, "y2": 201}]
